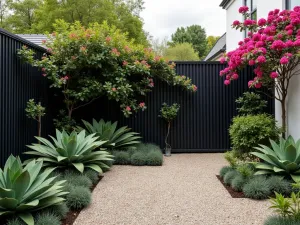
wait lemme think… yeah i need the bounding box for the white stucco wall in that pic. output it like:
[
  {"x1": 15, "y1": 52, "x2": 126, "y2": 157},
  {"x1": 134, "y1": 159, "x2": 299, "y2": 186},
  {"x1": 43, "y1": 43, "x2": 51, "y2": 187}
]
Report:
[
  {"x1": 256, "y1": 0, "x2": 284, "y2": 18},
  {"x1": 225, "y1": 0, "x2": 244, "y2": 51}
]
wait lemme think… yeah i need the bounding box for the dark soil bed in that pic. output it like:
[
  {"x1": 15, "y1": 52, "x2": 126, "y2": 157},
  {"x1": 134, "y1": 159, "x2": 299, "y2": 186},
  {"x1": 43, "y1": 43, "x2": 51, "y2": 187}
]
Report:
[
  {"x1": 61, "y1": 175, "x2": 103, "y2": 225},
  {"x1": 216, "y1": 175, "x2": 245, "y2": 198}
]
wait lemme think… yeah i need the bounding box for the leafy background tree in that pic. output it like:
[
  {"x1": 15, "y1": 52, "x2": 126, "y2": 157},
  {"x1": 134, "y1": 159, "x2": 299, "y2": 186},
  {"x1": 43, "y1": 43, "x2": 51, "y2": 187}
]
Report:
[
  {"x1": 205, "y1": 35, "x2": 220, "y2": 55},
  {"x1": 164, "y1": 42, "x2": 199, "y2": 61},
  {"x1": 170, "y1": 25, "x2": 207, "y2": 59}
]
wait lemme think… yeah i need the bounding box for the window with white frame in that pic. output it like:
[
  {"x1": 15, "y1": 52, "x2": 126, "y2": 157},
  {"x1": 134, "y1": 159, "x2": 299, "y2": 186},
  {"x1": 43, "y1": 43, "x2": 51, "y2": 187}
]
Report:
[
  {"x1": 244, "y1": 0, "x2": 257, "y2": 37},
  {"x1": 286, "y1": 0, "x2": 300, "y2": 9}
]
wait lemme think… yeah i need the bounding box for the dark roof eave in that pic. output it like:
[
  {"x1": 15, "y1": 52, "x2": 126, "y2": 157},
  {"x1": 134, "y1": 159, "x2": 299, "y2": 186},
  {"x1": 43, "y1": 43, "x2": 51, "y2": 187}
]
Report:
[
  {"x1": 206, "y1": 47, "x2": 226, "y2": 61},
  {"x1": 219, "y1": 0, "x2": 231, "y2": 9}
]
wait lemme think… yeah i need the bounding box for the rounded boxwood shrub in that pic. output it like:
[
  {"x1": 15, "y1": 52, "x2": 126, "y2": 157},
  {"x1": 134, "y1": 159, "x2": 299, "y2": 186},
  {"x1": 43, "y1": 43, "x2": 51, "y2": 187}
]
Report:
[
  {"x1": 66, "y1": 186, "x2": 91, "y2": 210},
  {"x1": 231, "y1": 174, "x2": 247, "y2": 192},
  {"x1": 35, "y1": 212, "x2": 61, "y2": 225},
  {"x1": 229, "y1": 114, "x2": 281, "y2": 157},
  {"x1": 84, "y1": 169, "x2": 99, "y2": 185},
  {"x1": 219, "y1": 166, "x2": 234, "y2": 178},
  {"x1": 267, "y1": 176, "x2": 292, "y2": 196},
  {"x1": 223, "y1": 170, "x2": 239, "y2": 185},
  {"x1": 146, "y1": 151, "x2": 163, "y2": 166},
  {"x1": 113, "y1": 151, "x2": 131, "y2": 165},
  {"x1": 243, "y1": 176, "x2": 271, "y2": 199},
  {"x1": 64, "y1": 172, "x2": 93, "y2": 189},
  {"x1": 264, "y1": 216, "x2": 299, "y2": 225},
  {"x1": 131, "y1": 152, "x2": 147, "y2": 166},
  {"x1": 42, "y1": 202, "x2": 69, "y2": 219}
]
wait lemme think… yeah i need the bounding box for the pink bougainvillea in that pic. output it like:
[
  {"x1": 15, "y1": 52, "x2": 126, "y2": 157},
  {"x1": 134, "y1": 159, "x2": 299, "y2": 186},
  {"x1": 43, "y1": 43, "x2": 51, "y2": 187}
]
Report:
[{"x1": 220, "y1": 6, "x2": 300, "y2": 134}]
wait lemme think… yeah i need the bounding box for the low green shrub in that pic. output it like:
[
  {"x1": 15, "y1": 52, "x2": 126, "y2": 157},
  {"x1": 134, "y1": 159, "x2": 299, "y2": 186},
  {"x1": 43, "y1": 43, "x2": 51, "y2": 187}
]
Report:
[
  {"x1": 219, "y1": 166, "x2": 234, "y2": 178},
  {"x1": 64, "y1": 171, "x2": 93, "y2": 189},
  {"x1": 42, "y1": 202, "x2": 69, "y2": 219},
  {"x1": 6, "y1": 218, "x2": 25, "y2": 225},
  {"x1": 264, "y1": 216, "x2": 299, "y2": 225},
  {"x1": 146, "y1": 151, "x2": 163, "y2": 166},
  {"x1": 223, "y1": 170, "x2": 239, "y2": 185},
  {"x1": 35, "y1": 212, "x2": 61, "y2": 225},
  {"x1": 224, "y1": 151, "x2": 239, "y2": 168},
  {"x1": 84, "y1": 169, "x2": 100, "y2": 185},
  {"x1": 231, "y1": 174, "x2": 247, "y2": 192},
  {"x1": 267, "y1": 176, "x2": 292, "y2": 196},
  {"x1": 229, "y1": 114, "x2": 281, "y2": 158},
  {"x1": 113, "y1": 151, "x2": 131, "y2": 165},
  {"x1": 236, "y1": 164, "x2": 254, "y2": 178},
  {"x1": 131, "y1": 152, "x2": 147, "y2": 166},
  {"x1": 243, "y1": 176, "x2": 271, "y2": 199},
  {"x1": 66, "y1": 186, "x2": 91, "y2": 210}
]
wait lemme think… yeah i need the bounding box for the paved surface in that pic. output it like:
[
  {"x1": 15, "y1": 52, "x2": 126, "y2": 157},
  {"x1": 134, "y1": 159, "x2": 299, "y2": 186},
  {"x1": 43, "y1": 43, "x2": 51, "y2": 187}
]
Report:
[{"x1": 74, "y1": 154, "x2": 271, "y2": 225}]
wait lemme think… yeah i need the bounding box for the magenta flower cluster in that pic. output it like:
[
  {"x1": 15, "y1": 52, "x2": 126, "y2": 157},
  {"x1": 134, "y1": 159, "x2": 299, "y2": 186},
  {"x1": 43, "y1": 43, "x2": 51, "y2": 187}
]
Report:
[{"x1": 220, "y1": 6, "x2": 300, "y2": 87}]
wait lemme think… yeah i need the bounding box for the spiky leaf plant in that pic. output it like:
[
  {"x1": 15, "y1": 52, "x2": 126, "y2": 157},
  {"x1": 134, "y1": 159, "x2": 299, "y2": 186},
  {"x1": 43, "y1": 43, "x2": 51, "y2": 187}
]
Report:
[
  {"x1": 78, "y1": 119, "x2": 141, "y2": 149},
  {"x1": 25, "y1": 130, "x2": 113, "y2": 173},
  {"x1": 0, "y1": 155, "x2": 67, "y2": 225},
  {"x1": 251, "y1": 136, "x2": 300, "y2": 182}
]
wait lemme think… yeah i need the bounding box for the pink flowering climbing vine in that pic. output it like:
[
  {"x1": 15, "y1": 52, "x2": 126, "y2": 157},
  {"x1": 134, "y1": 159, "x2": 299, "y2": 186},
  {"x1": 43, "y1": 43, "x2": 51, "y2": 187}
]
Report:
[
  {"x1": 19, "y1": 21, "x2": 197, "y2": 127},
  {"x1": 220, "y1": 6, "x2": 300, "y2": 135}
]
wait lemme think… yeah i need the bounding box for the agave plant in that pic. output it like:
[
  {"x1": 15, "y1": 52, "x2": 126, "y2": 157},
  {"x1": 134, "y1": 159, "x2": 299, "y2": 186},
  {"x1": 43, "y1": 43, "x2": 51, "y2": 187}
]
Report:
[
  {"x1": 25, "y1": 129, "x2": 114, "y2": 173},
  {"x1": 77, "y1": 119, "x2": 141, "y2": 149},
  {"x1": 251, "y1": 136, "x2": 300, "y2": 182},
  {"x1": 0, "y1": 155, "x2": 67, "y2": 225}
]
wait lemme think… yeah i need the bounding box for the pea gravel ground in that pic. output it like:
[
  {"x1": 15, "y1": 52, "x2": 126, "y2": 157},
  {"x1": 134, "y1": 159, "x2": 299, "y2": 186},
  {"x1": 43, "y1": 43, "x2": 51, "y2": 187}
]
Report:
[{"x1": 74, "y1": 154, "x2": 272, "y2": 225}]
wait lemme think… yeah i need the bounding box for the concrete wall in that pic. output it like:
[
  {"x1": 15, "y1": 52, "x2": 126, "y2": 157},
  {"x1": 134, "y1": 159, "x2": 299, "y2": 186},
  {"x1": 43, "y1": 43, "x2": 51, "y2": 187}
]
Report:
[{"x1": 225, "y1": 0, "x2": 300, "y2": 138}]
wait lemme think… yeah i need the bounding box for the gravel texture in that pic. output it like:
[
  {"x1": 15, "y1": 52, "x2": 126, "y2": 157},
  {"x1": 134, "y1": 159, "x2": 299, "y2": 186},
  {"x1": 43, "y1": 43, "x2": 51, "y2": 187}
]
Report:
[{"x1": 74, "y1": 153, "x2": 272, "y2": 225}]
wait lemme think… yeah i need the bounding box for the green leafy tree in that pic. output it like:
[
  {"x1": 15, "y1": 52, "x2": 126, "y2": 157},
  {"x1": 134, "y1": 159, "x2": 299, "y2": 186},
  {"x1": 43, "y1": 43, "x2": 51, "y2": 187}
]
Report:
[
  {"x1": 19, "y1": 22, "x2": 197, "y2": 127},
  {"x1": 25, "y1": 99, "x2": 45, "y2": 138},
  {"x1": 159, "y1": 103, "x2": 180, "y2": 155},
  {"x1": 150, "y1": 37, "x2": 168, "y2": 57},
  {"x1": 0, "y1": 0, "x2": 9, "y2": 28},
  {"x1": 205, "y1": 35, "x2": 220, "y2": 55},
  {"x1": 165, "y1": 42, "x2": 200, "y2": 61},
  {"x1": 236, "y1": 92, "x2": 267, "y2": 115},
  {"x1": 170, "y1": 25, "x2": 207, "y2": 59}
]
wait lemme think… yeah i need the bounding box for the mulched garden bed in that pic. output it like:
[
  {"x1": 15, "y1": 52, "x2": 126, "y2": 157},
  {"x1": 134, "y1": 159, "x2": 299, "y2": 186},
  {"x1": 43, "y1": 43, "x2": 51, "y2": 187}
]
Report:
[
  {"x1": 61, "y1": 175, "x2": 104, "y2": 225},
  {"x1": 216, "y1": 175, "x2": 245, "y2": 198}
]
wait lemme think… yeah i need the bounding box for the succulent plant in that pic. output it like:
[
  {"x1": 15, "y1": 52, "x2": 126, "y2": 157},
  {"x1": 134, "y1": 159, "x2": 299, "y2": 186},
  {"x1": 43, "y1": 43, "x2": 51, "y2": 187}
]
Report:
[
  {"x1": 0, "y1": 155, "x2": 67, "y2": 225},
  {"x1": 251, "y1": 136, "x2": 300, "y2": 182},
  {"x1": 25, "y1": 130, "x2": 114, "y2": 174}
]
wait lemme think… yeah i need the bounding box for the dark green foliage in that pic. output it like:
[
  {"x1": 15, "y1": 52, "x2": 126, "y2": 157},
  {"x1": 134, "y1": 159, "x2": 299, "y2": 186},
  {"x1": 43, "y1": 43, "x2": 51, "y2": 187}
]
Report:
[
  {"x1": 236, "y1": 92, "x2": 267, "y2": 115},
  {"x1": 113, "y1": 151, "x2": 131, "y2": 165},
  {"x1": 229, "y1": 114, "x2": 281, "y2": 156},
  {"x1": 42, "y1": 203, "x2": 69, "y2": 219},
  {"x1": 131, "y1": 152, "x2": 147, "y2": 166},
  {"x1": 231, "y1": 174, "x2": 247, "y2": 192},
  {"x1": 264, "y1": 216, "x2": 300, "y2": 225},
  {"x1": 66, "y1": 186, "x2": 91, "y2": 210},
  {"x1": 223, "y1": 170, "x2": 239, "y2": 185},
  {"x1": 267, "y1": 176, "x2": 292, "y2": 196},
  {"x1": 84, "y1": 169, "x2": 99, "y2": 185},
  {"x1": 35, "y1": 212, "x2": 61, "y2": 225},
  {"x1": 146, "y1": 151, "x2": 163, "y2": 166},
  {"x1": 236, "y1": 164, "x2": 254, "y2": 178},
  {"x1": 243, "y1": 176, "x2": 271, "y2": 199},
  {"x1": 6, "y1": 218, "x2": 25, "y2": 225},
  {"x1": 219, "y1": 166, "x2": 234, "y2": 178},
  {"x1": 64, "y1": 172, "x2": 93, "y2": 189}
]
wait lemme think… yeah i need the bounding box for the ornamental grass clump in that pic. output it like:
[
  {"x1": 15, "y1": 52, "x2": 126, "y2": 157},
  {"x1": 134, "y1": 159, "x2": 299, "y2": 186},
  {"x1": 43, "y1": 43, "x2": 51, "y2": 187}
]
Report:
[
  {"x1": 243, "y1": 176, "x2": 271, "y2": 199},
  {"x1": 264, "y1": 216, "x2": 299, "y2": 225},
  {"x1": 131, "y1": 152, "x2": 147, "y2": 166},
  {"x1": 146, "y1": 151, "x2": 163, "y2": 166},
  {"x1": 63, "y1": 171, "x2": 93, "y2": 189},
  {"x1": 223, "y1": 170, "x2": 239, "y2": 185},
  {"x1": 83, "y1": 169, "x2": 100, "y2": 185},
  {"x1": 0, "y1": 156, "x2": 68, "y2": 225},
  {"x1": 35, "y1": 212, "x2": 60, "y2": 225},
  {"x1": 267, "y1": 176, "x2": 292, "y2": 196},
  {"x1": 219, "y1": 166, "x2": 235, "y2": 178},
  {"x1": 231, "y1": 174, "x2": 247, "y2": 192},
  {"x1": 66, "y1": 186, "x2": 91, "y2": 210},
  {"x1": 112, "y1": 151, "x2": 131, "y2": 165}
]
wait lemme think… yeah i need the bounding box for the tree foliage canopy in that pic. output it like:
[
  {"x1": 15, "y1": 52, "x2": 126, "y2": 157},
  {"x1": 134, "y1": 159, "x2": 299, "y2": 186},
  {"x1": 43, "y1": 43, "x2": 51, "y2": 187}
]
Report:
[{"x1": 165, "y1": 42, "x2": 200, "y2": 61}]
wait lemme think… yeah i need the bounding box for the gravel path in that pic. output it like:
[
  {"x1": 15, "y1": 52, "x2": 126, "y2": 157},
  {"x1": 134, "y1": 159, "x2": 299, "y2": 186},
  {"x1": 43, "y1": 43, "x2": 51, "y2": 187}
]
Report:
[{"x1": 74, "y1": 154, "x2": 272, "y2": 225}]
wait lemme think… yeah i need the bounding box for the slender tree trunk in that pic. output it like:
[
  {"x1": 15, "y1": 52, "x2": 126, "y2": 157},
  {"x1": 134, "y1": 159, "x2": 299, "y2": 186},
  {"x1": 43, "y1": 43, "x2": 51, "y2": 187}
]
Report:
[
  {"x1": 165, "y1": 122, "x2": 171, "y2": 149},
  {"x1": 281, "y1": 98, "x2": 287, "y2": 139}
]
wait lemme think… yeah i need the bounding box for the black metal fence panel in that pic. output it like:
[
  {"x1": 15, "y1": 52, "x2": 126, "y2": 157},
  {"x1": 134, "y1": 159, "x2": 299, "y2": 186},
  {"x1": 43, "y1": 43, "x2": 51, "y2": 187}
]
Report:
[
  {"x1": 76, "y1": 62, "x2": 274, "y2": 153},
  {"x1": 0, "y1": 29, "x2": 55, "y2": 166}
]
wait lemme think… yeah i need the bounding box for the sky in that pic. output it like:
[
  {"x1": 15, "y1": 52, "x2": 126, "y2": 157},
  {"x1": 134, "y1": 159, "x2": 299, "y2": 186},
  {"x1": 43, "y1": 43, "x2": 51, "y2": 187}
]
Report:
[{"x1": 140, "y1": 0, "x2": 226, "y2": 41}]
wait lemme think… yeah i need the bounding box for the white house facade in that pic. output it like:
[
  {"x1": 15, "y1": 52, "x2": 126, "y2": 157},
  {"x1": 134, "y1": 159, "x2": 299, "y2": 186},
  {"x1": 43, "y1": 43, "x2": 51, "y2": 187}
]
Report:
[{"x1": 220, "y1": 0, "x2": 300, "y2": 138}]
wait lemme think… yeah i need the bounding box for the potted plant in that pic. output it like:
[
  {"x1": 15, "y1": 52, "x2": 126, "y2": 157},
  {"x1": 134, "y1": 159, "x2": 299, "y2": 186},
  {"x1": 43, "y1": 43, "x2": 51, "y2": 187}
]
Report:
[{"x1": 159, "y1": 103, "x2": 180, "y2": 156}]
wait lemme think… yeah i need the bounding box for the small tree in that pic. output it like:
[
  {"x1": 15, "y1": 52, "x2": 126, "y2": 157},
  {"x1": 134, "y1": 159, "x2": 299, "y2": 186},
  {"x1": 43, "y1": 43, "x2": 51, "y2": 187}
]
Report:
[
  {"x1": 220, "y1": 6, "x2": 300, "y2": 136},
  {"x1": 159, "y1": 103, "x2": 180, "y2": 156},
  {"x1": 165, "y1": 43, "x2": 200, "y2": 61},
  {"x1": 25, "y1": 99, "x2": 45, "y2": 137}
]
